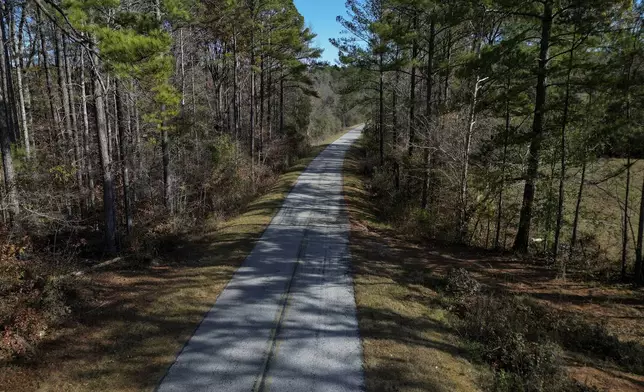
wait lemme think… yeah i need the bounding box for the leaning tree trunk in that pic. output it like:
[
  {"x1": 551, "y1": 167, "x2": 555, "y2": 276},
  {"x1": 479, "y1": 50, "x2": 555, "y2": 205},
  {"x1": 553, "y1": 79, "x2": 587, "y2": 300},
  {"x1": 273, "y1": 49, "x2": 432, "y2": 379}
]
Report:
[
  {"x1": 513, "y1": 1, "x2": 553, "y2": 253},
  {"x1": 460, "y1": 73, "x2": 486, "y2": 243},
  {"x1": 568, "y1": 94, "x2": 593, "y2": 275},
  {"x1": 569, "y1": 159, "x2": 586, "y2": 264}
]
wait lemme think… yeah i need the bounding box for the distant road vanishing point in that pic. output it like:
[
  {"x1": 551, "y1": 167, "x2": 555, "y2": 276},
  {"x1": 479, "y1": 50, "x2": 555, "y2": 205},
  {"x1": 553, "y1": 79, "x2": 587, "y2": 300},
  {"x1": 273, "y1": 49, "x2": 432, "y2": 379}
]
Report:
[{"x1": 157, "y1": 127, "x2": 365, "y2": 392}]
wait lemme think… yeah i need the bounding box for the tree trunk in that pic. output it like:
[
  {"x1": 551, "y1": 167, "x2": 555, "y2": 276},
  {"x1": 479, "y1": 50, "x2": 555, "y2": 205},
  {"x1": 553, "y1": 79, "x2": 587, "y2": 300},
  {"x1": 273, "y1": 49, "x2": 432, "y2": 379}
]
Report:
[
  {"x1": 421, "y1": 19, "x2": 435, "y2": 211},
  {"x1": 162, "y1": 125, "x2": 170, "y2": 209},
  {"x1": 92, "y1": 49, "x2": 117, "y2": 254},
  {"x1": 80, "y1": 51, "x2": 95, "y2": 209},
  {"x1": 56, "y1": 30, "x2": 72, "y2": 154},
  {"x1": 267, "y1": 46, "x2": 273, "y2": 143},
  {"x1": 443, "y1": 29, "x2": 452, "y2": 106},
  {"x1": 378, "y1": 51, "x2": 384, "y2": 167},
  {"x1": 635, "y1": 174, "x2": 644, "y2": 285},
  {"x1": 12, "y1": 7, "x2": 29, "y2": 158},
  {"x1": 0, "y1": 6, "x2": 17, "y2": 223},
  {"x1": 392, "y1": 60, "x2": 400, "y2": 190},
  {"x1": 179, "y1": 29, "x2": 185, "y2": 110},
  {"x1": 191, "y1": 54, "x2": 196, "y2": 126},
  {"x1": 156, "y1": 0, "x2": 171, "y2": 210},
  {"x1": 259, "y1": 53, "x2": 265, "y2": 161},
  {"x1": 279, "y1": 74, "x2": 284, "y2": 135},
  {"x1": 37, "y1": 9, "x2": 61, "y2": 146},
  {"x1": 250, "y1": 30, "x2": 256, "y2": 182},
  {"x1": 460, "y1": 73, "x2": 485, "y2": 242},
  {"x1": 116, "y1": 79, "x2": 132, "y2": 235},
  {"x1": 495, "y1": 77, "x2": 511, "y2": 249},
  {"x1": 622, "y1": 154, "x2": 631, "y2": 281},
  {"x1": 569, "y1": 159, "x2": 586, "y2": 269},
  {"x1": 0, "y1": 119, "x2": 17, "y2": 224},
  {"x1": 233, "y1": 32, "x2": 240, "y2": 149},
  {"x1": 0, "y1": 8, "x2": 17, "y2": 143},
  {"x1": 63, "y1": 37, "x2": 84, "y2": 214},
  {"x1": 408, "y1": 16, "x2": 417, "y2": 156},
  {"x1": 513, "y1": 1, "x2": 553, "y2": 253},
  {"x1": 552, "y1": 37, "x2": 575, "y2": 267}
]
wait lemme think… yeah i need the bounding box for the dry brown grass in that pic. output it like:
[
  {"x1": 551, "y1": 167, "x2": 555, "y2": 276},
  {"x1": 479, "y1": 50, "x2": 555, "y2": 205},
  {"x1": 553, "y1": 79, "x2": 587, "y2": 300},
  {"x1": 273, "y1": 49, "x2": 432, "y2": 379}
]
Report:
[
  {"x1": 342, "y1": 139, "x2": 644, "y2": 392},
  {"x1": 0, "y1": 129, "x2": 351, "y2": 392},
  {"x1": 343, "y1": 143, "x2": 484, "y2": 392}
]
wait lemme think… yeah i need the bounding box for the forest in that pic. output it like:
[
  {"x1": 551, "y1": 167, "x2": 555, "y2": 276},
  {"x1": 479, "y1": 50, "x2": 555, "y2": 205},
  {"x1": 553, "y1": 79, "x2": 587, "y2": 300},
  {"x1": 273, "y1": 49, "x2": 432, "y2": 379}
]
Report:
[
  {"x1": 0, "y1": 0, "x2": 368, "y2": 253},
  {"x1": 334, "y1": 0, "x2": 644, "y2": 281},
  {"x1": 0, "y1": 0, "x2": 363, "y2": 369},
  {"x1": 334, "y1": 2, "x2": 644, "y2": 390},
  {"x1": 1, "y1": 0, "x2": 644, "y2": 390}
]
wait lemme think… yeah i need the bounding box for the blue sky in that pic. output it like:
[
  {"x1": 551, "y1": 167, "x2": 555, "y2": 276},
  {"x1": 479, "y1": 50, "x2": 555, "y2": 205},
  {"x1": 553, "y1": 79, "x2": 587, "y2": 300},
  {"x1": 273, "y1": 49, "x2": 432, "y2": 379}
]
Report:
[{"x1": 294, "y1": 0, "x2": 348, "y2": 64}]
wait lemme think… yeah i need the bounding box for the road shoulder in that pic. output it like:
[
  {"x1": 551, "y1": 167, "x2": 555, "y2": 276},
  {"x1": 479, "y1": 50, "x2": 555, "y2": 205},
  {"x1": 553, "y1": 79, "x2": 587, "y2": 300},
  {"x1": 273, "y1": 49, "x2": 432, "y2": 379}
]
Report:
[{"x1": 343, "y1": 137, "x2": 483, "y2": 392}]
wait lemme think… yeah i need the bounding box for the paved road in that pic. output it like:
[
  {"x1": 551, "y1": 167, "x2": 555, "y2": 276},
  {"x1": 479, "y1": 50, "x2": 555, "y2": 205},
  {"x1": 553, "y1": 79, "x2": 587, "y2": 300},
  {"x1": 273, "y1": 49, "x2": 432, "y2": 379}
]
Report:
[{"x1": 158, "y1": 127, "x2": 365, "y2": 392}]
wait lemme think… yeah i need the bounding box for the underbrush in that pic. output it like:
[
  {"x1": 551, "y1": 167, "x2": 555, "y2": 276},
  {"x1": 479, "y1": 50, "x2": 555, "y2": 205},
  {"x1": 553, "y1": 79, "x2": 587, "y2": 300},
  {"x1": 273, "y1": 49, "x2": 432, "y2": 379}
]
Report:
[
  {"x1": 442, "y1": 268, "x2": 644, "y2": 391},
  {"x1": 1, "y1": 126, "x2": 344, "y2": 366},
  {"x1": 0, "y1": 234, "x2": 86, "y2": 362},
  {"x1": 126, "y1": 129, "x2": 322, "y2": 260},
  {"x1": 358, "y1": 125, "x2": 628, "y2": 280}
]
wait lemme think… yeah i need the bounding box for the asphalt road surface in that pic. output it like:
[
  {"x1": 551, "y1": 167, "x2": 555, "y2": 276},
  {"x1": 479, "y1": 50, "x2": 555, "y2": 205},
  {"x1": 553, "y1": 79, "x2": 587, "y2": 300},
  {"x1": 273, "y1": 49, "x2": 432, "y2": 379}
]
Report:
[{"x1": 157, "y1": 127, "x2": 365, "y2": 392}]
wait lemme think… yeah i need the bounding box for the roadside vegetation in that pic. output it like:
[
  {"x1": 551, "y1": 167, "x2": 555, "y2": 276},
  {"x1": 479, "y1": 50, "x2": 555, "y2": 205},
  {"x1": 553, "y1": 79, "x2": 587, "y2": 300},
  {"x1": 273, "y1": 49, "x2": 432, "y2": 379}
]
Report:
[
  {"x1": 0, "y1": 128, "x2": 352, "y2": 391},
  {"x1": 344, "y1": 140, "x2": 644, "y2": 392},
  {"x1": 333, "y1": 0, "x2": 644, "y2": 282},
  {"x1": 0, "y1": 0, "x2": 370, "y2": 384},
  {"x1": 335, "y1": 1, "x2": 644, "y2": 387}
]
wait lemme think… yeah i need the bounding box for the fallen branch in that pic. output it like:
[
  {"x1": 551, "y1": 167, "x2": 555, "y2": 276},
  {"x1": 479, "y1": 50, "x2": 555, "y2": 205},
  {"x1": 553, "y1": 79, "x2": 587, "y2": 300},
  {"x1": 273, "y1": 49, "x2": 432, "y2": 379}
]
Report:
[{"x1": 68, "y1": 256, "x2": 125, "y2": 277}]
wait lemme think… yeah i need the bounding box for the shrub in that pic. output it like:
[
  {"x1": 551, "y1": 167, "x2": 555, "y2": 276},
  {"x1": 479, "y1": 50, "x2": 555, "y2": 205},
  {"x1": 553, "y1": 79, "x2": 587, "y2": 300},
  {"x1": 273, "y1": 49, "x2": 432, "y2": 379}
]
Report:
[
  {"x1": 0, "y1": 236, "x2": 82, "y2": 361},
  {"x1": 547, "y1": 310, "x2": 644, "y2": 375},
  {"x1": 445, "y1": 267, "x2": 481, "y2": 298},
  {"x1": 451, "y1": 287, "x2": 644, "y2": 390},
  {"x1": 455, "y1": 293, "x2": 569, "y2": 391}
]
